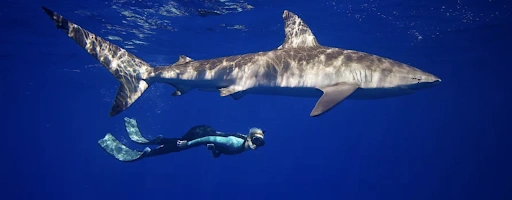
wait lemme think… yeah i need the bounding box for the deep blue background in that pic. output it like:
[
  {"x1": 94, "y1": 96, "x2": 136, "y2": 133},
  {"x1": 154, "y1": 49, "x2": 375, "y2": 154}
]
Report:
[{"x1": 3, "y1": 0, "x2": 511, "y2": 199}]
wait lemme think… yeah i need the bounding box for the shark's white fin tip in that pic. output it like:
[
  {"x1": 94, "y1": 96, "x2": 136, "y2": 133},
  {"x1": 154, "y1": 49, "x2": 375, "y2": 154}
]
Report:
[
  {"x1": 219, "y1": 86, "x2": 245, "y2": 97},
  {"x1": 219, "y1": 88, "x2": 234, "y2": 96}
]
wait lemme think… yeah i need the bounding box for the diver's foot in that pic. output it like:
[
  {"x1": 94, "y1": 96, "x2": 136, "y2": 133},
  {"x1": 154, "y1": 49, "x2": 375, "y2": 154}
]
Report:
[{"x1": 150, "y1": 135, "x2": 163, "y2": 143}]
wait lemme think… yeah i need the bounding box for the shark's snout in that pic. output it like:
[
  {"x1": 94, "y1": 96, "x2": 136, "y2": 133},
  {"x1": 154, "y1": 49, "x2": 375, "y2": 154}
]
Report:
[
  {"x1": 427, "y1": 74, "x2": 441, "y2": 84},
  {"x1": 430, "y1": 79, "x2": 441, "y2": 88},
  {"x1": 431, "y1": 73, "x2": 441, "y2": 82},
  {"x1": 409, "y1": 73, "x2": 441, "y2": 90},
  {"x1": 416, "y1": 70, "x2": 441, "y2": 84}
]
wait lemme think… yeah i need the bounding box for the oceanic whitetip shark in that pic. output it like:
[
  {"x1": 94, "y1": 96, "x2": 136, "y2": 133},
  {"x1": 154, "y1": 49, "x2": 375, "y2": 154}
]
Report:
[{"x1": 41, "y1": 6, "x2": 441, "y2": 117}]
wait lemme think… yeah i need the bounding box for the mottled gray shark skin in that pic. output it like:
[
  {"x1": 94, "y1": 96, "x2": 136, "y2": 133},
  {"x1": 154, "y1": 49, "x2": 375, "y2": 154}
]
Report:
[{"x1": 41, "y1": 6, "x2": 441, "y2": 117}]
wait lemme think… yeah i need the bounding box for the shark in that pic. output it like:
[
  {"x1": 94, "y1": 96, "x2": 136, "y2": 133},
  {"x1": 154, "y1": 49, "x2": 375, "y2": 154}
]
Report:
[{"x1": 41, "y1": 6, "x2": 441, "y2": 117}]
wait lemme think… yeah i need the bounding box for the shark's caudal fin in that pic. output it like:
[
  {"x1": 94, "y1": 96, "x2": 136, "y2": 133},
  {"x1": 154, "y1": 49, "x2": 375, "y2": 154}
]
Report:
[{"x1": 41, "y1": 6, "x2": 153, "y2": 117}]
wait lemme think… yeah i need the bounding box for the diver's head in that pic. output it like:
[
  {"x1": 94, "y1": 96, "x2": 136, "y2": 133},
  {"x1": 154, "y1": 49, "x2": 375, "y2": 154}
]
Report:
[{"x1": 247, "y1": 127, "x2": 265, "y2": 150}]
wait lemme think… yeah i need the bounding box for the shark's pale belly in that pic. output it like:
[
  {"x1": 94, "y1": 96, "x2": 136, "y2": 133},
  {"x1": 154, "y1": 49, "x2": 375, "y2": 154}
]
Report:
[
  {"x1": 242, "y1": 86, "x2": 323, "y2": 98},
  {"x1": 176, "y1": 81, "x2": 415, "y2": 100},
  {"x1": 242, "y1": 86, "x2": 415, "y2": 99},
  {"x1": 157, "y1": 73, "x2": 417, "y2": 100}
]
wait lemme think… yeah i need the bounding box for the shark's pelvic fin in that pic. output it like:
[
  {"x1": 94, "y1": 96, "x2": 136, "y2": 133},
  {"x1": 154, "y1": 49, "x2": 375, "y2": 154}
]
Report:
[
  {"x1": 310, "y1": 83, "x2": 360, "y2": 117},
  {"x1": 278, "y1": 10, "x2": 319, "y2": 49},
  {"x1": 219, "y1": 86, "x2": 241, "y2": 97},
  {"x1": 219, "y1": 86, "x2": 248, "y2": 100},
  {"x1": 41, "y1": 6, "x2": 154, "y2": 117},
  {"x1": 230, "y1": 92, "x2": 245, "y2": 100},
  {"x1": 172, "y1": 55, "x2": 194, "y2": 66}
]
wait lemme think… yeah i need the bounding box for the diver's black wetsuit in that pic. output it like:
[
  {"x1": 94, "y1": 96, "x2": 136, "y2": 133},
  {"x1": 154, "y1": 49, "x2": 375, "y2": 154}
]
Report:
[{"x1": 140, "y1": 125, "x2": 248, "y2": 159}]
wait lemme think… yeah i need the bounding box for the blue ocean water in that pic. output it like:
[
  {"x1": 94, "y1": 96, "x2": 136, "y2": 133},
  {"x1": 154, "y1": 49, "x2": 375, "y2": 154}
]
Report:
[{"x1": 3, "y1": 0, "x2": 511, "y2": 199}]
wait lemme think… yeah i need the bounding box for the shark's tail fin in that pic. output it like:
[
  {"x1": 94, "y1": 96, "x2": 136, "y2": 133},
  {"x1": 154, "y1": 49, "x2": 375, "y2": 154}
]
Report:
[{"x1": 42, "y1": 6, "x2": 153, "y2": 116}]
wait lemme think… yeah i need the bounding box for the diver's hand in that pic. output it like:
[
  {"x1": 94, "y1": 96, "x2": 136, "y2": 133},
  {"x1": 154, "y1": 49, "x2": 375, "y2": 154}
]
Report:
[
  {"x1": 206, "y1": 144, "x2": 215, "y2": 150},
  {"x1": 177, "y1": 140, "x2": 188, "y2": 148}
]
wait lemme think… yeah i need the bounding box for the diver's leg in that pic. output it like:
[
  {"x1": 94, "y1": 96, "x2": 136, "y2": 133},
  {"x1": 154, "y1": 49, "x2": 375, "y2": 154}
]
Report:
[
  {"x1": 98, "y1": 133, "x2": 150, "y2": 162},
  {"x1": 142, "y1": 138, "x2": 183, "y2": 158},
  {"x1": 133, "y1": 136, "x2": 183, "y2": 146},
  {"x1": 181, "y1": 125, "x2": 218, "y2": 141},
  {"x1": 154, "y1": 137, "x2": 181, "y2": 144}
]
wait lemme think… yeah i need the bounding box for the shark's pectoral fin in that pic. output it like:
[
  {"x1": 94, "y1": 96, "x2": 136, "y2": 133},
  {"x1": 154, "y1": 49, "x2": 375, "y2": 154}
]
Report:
[{"x1": 310, "y1": 83, "x2": 359, "y2": 117}]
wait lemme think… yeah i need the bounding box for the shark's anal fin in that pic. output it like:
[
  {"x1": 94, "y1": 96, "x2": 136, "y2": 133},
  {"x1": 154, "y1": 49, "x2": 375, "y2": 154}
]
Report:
[
  {"x1": 169, "y1": 84, "x2": 192, "y2": 96},
  {"x1": 310, "y1": 83, "x2": 359, "y2": 117},
  {"x1": 171, "y1": 91, "x2": 182, "y2": 96},
  {"x1": 158, "y1": 54, "x2": 195, "y2": 95},
  {"x1": 277, "y1": 10, "x2": 320, "y2": 49}
]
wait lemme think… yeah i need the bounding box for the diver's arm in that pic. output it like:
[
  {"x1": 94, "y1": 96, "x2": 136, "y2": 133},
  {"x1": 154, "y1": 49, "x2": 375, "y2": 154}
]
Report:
[
  {"x1": 207, "y1": 144, "x2": 221, "y2": 158},
  {"x1": 211, "y1": 150, "x2": 221, "y2": 158}
]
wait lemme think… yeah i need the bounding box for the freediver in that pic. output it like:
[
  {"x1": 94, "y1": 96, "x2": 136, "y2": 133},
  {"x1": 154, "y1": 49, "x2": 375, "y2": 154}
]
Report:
[{"x1": 98, "y1": 117, "x2": 266, "y2": 162}]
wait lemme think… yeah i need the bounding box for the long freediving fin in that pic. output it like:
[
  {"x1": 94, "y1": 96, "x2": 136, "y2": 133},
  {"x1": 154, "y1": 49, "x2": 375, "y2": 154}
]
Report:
[
  {"x1": 124, "y1": 117, "x2": 163, "y2": 145},
  {"x1": 97, "y1": 133, "x2": 150, "y2": 162}
]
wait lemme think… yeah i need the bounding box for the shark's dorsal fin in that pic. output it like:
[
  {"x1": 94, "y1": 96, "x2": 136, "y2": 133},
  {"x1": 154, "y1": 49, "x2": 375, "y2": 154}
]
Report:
[
  {"x1": 277, "y1": 10, "x2": 319, "y2": 49},
  {"x1": 172, "y1": 55, "x2": 194, "y2": 66}
]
